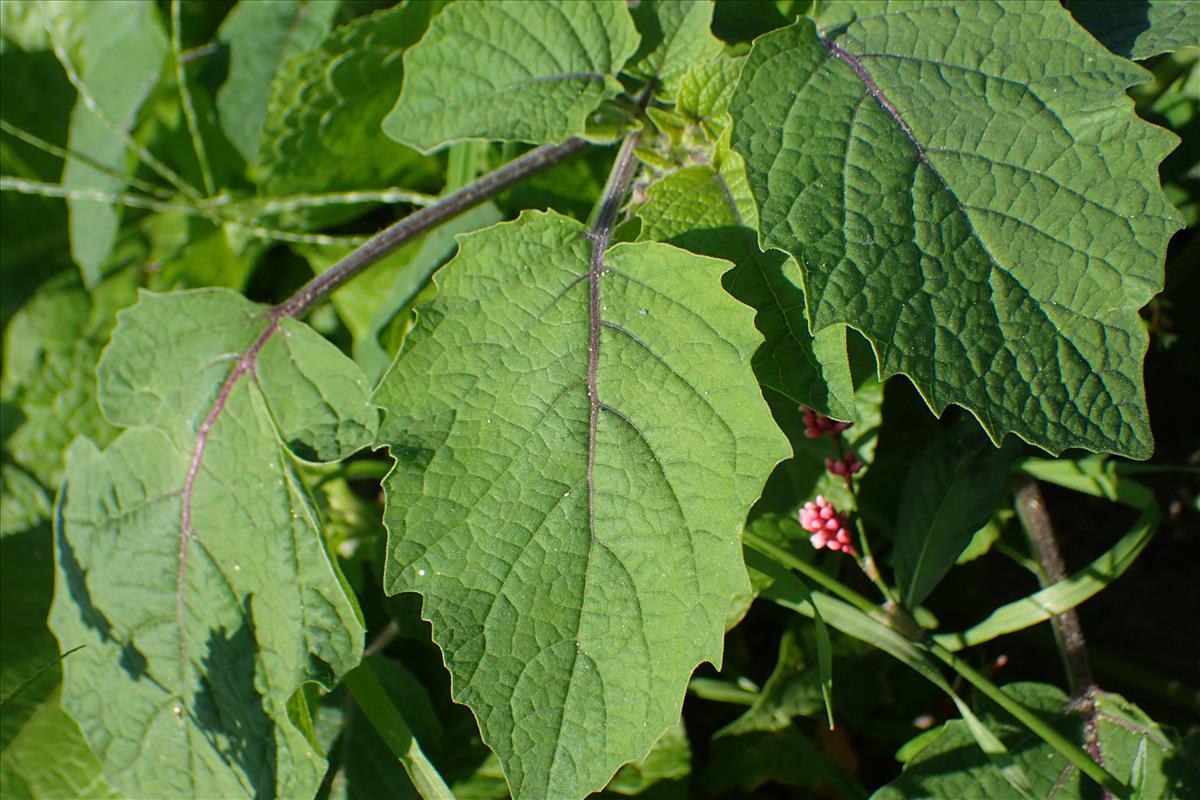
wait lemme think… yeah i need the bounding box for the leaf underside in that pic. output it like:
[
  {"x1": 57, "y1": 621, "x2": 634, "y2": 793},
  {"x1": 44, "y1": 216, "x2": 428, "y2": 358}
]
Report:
[
  {"x1": 49, "y1": 290, "x2": 373, "y2": 798},
  {"x1": 374, "y1": 211, "x2": 787, "y2": 799},
  {"x1": 731, "y1": 2, "x2": 1182, "y2": 458}
]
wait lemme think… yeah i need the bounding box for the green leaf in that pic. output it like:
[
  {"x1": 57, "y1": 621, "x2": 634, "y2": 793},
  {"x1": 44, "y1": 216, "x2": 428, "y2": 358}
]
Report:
[
  {"x1": 674, "y1": 54, "x2": 743, "y2": 129},
  {"x1": 383, "y1": 0, "x2": 639, "y2": 153},
  {"x1": 893, "y1": 417, "x2": 1022, "y2": 610},
  {"x1": 56, "y1": 0, "x2": 168, "y2": 285},
  {"x1": 719, "y1": 625, "x2": 826, "y2": 735},
  {"x1": 0, "y1": 269, "x2": 138, "y2": 487},
  {"x1": 48, "y1": 289, "x2": 375, "y2": 798},
  {"x1": 730, "y1": 5, "x2": 1183, "y2": 459},
  {"x1": 603, "y1": 718, "x2": 691, "y2": 797},
  {"x1": 1065, "y1": 0, "x2": 1200, "y2": 60},
  {"x1": 0, "y1": 691, "x2": 117, "y2": 800},
  {"x1": 215, "y1": 0, "x2": 338, "y2": 164},
  {"x1": 1, "y1": 522, "x2": 116, "y2": 800},
  {"x1": 374, "y1": 210, "x2": 788, "y2": 798},
  {"x1": 295, "y1": 201, "x2": 502, "y2": 382},
  {"x1": 636, "y1": 162, "x2": 855, "y2": 419},
  {"x1": 256, "y1": 0, "x2": 442, "y2": 197},
  {"x1": 628, "y1": 0, "x2": 724, "y2": 99},
  {"x1": 874, "y1": 683, "x2": 1197, "y2": 799}
]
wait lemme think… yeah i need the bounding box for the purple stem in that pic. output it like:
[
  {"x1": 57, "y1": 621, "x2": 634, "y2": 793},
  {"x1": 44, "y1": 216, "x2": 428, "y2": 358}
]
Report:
[
  {"x1": 174, "y1": 137, "x2": 589, "y2": 668},
  {"x1": 821, "y1": 37, "x2": 929, "y2": 165}
]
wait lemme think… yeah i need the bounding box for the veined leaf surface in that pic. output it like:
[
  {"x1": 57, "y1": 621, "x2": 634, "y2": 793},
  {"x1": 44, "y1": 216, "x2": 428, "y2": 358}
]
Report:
[
  {"x1": 636, "y1": 163, "x2": 856, "y2": 419},
  {"x1": 49, "y1": 290, "x2": 374, "y2": 798},
  {"x1": 730, "y1": 2, "x2": 1182, "y2": 458},
  {"x1": 374, "y1": 211, "x2": 787, "y2": 799},
  {"x1": 383, "y1": 0, "x2": 639, "y2": 152}
]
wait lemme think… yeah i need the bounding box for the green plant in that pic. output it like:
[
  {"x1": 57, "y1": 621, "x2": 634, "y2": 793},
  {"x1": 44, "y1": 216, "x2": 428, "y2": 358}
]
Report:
[{"x1": 2, "y1": 1, "x2": 1198, "y2": 798}]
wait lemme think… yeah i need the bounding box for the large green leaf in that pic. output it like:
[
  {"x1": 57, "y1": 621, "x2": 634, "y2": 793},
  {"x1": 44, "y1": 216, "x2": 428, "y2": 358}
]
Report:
[
  {"x1": 635, "y1": 162, "x2": 855, "y2": 419},
  {"x1": 56, "y1": 0, "x2": 167, "y2": 285},
  {"x1": 256, "y1": 0, "x2": 442, "y2": 197},
  {"x1": 374, "y1": 211, "x2": 788, "y2": 798},
  {"x1": 875, "y1": 682, "x2": 1199, "y2": 799},
  {"x1": 48, "y1": 289, "x2": 375, "y2": 798},
  {"x1": 215, "y1": 0, "x2": 338, "y2": 164},
  {"x1": 1065, "y1": 0, "x2": 1200, "y2": 60},
  {"x1": 383, "y1": 0, "x2": 639, "y2": 152},
  {"x1": 730, "y1": 3, "x2": 1182, "y2": 459},
  {"x1": 892, "y1": 417, "x2": 1022, "y2": 611}
]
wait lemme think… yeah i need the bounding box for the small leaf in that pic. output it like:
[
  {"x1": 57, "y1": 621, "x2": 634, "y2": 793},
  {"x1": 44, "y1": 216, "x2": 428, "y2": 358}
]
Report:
[
  {"x1": 731, "y1": 5, "x2": 1183, "y2": 458},
  {"x1": 375, "y1": 211, "x2": 788, "y2": 798},
  {"x1": 49, "y1": 289, "x2": 374, "y2": 798},
  {"x1": 215, "y1": 0, "x2": 338, "y2": 163},
  {"x1": 893, "y1": 417, "x2": 1022, "y2": 610},
  {"x1": 1065, "y1": 0, "x2": 1200, "y2": 60},
  {"x1": 383, "y1": 0, "x2": 639, "y2": 152}
]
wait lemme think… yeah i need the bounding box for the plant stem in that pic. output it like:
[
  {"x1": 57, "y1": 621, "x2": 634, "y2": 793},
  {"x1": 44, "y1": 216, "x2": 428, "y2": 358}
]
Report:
[
  {"x1": 344, "y1": 662, "x2": 456, "y2": 800},
  {"x1": 276, "y1": 137, "x2": 589, "y2": 319},
  {"x1": 1015, "y1": 477, "x2": 1096, "y2": 698},
  {"x1": 1014, "y1": 476, "x2": 1108, "y2": 790}
]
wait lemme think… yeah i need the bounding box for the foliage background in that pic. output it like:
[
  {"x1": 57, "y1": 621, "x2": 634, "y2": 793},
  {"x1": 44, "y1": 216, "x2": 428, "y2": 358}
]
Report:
[{"x1": 1, "y1": 1, "x2": 1198, "y2": 798}]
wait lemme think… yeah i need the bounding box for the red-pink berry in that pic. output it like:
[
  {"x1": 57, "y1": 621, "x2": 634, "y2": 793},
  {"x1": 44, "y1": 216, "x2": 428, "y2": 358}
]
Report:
[
  {"x1": 799, "y1": 495, "x2": 856, "y2": 555},
  {"x1": 800, "y1": 407, "x2": 852, "y2": 440}
]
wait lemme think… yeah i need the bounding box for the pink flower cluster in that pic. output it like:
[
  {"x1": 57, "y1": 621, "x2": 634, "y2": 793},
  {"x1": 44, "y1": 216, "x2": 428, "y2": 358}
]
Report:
[
  {"x1": 802, "y1": 407, "x2": 851, "y2": 439},
  {"x1": 825, "y1": 451, "x2": 864, "y2": 478},
  {"x1": 800, "y1": 495, "x2": 856, "y2": 555}
]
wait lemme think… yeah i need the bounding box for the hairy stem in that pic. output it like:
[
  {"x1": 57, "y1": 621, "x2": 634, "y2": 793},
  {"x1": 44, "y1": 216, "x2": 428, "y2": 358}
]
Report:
[{"x1": 276, "y1": 138, "x2": 588, "y2": 319}]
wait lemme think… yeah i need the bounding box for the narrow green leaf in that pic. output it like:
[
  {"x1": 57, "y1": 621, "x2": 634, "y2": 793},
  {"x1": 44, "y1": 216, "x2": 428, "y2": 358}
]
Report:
[
  {"x1": 936, "y1": 477, "x2": 1158, "y2": 651},
  {"x1": 375, "y1": 211, "x2": 788, "y2": 798},
  {"x1": 628, "y1": 0, "x2": 724, "y2": 98},
  {"x1": 343, "y1": 661, "x2": 453, "y2": 800},
  {"x1": 893, "y1": 417, "x2": 1022, "y2": 610},
  {"x1": 49, "y1": 289, "x2": 374, "y2": 798},
  {"x1": 1065, "y1": 0, "x2": 1200, "y2": 60},
  {"x1": 215, "y1": 0, "x2": 338, "y2": 163},
  {"x1": 383, "y1": 0, "x2": 639, "y2": 152},
  {"x1": 636, "y1": 163, "x2": 855, "y2": 419},
  {"x1": 875, "y1": 683, "x2": 1195, "y2": 799},
  {"x1": 730, "y1": 4, "x2": 1183, "y2": 458},
  {"x1": 256, "y1": 0, "x2": 443, "y2": 197},
  {"x1": 56, "y1": 0, "x2": 168, "y2": 285}
]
